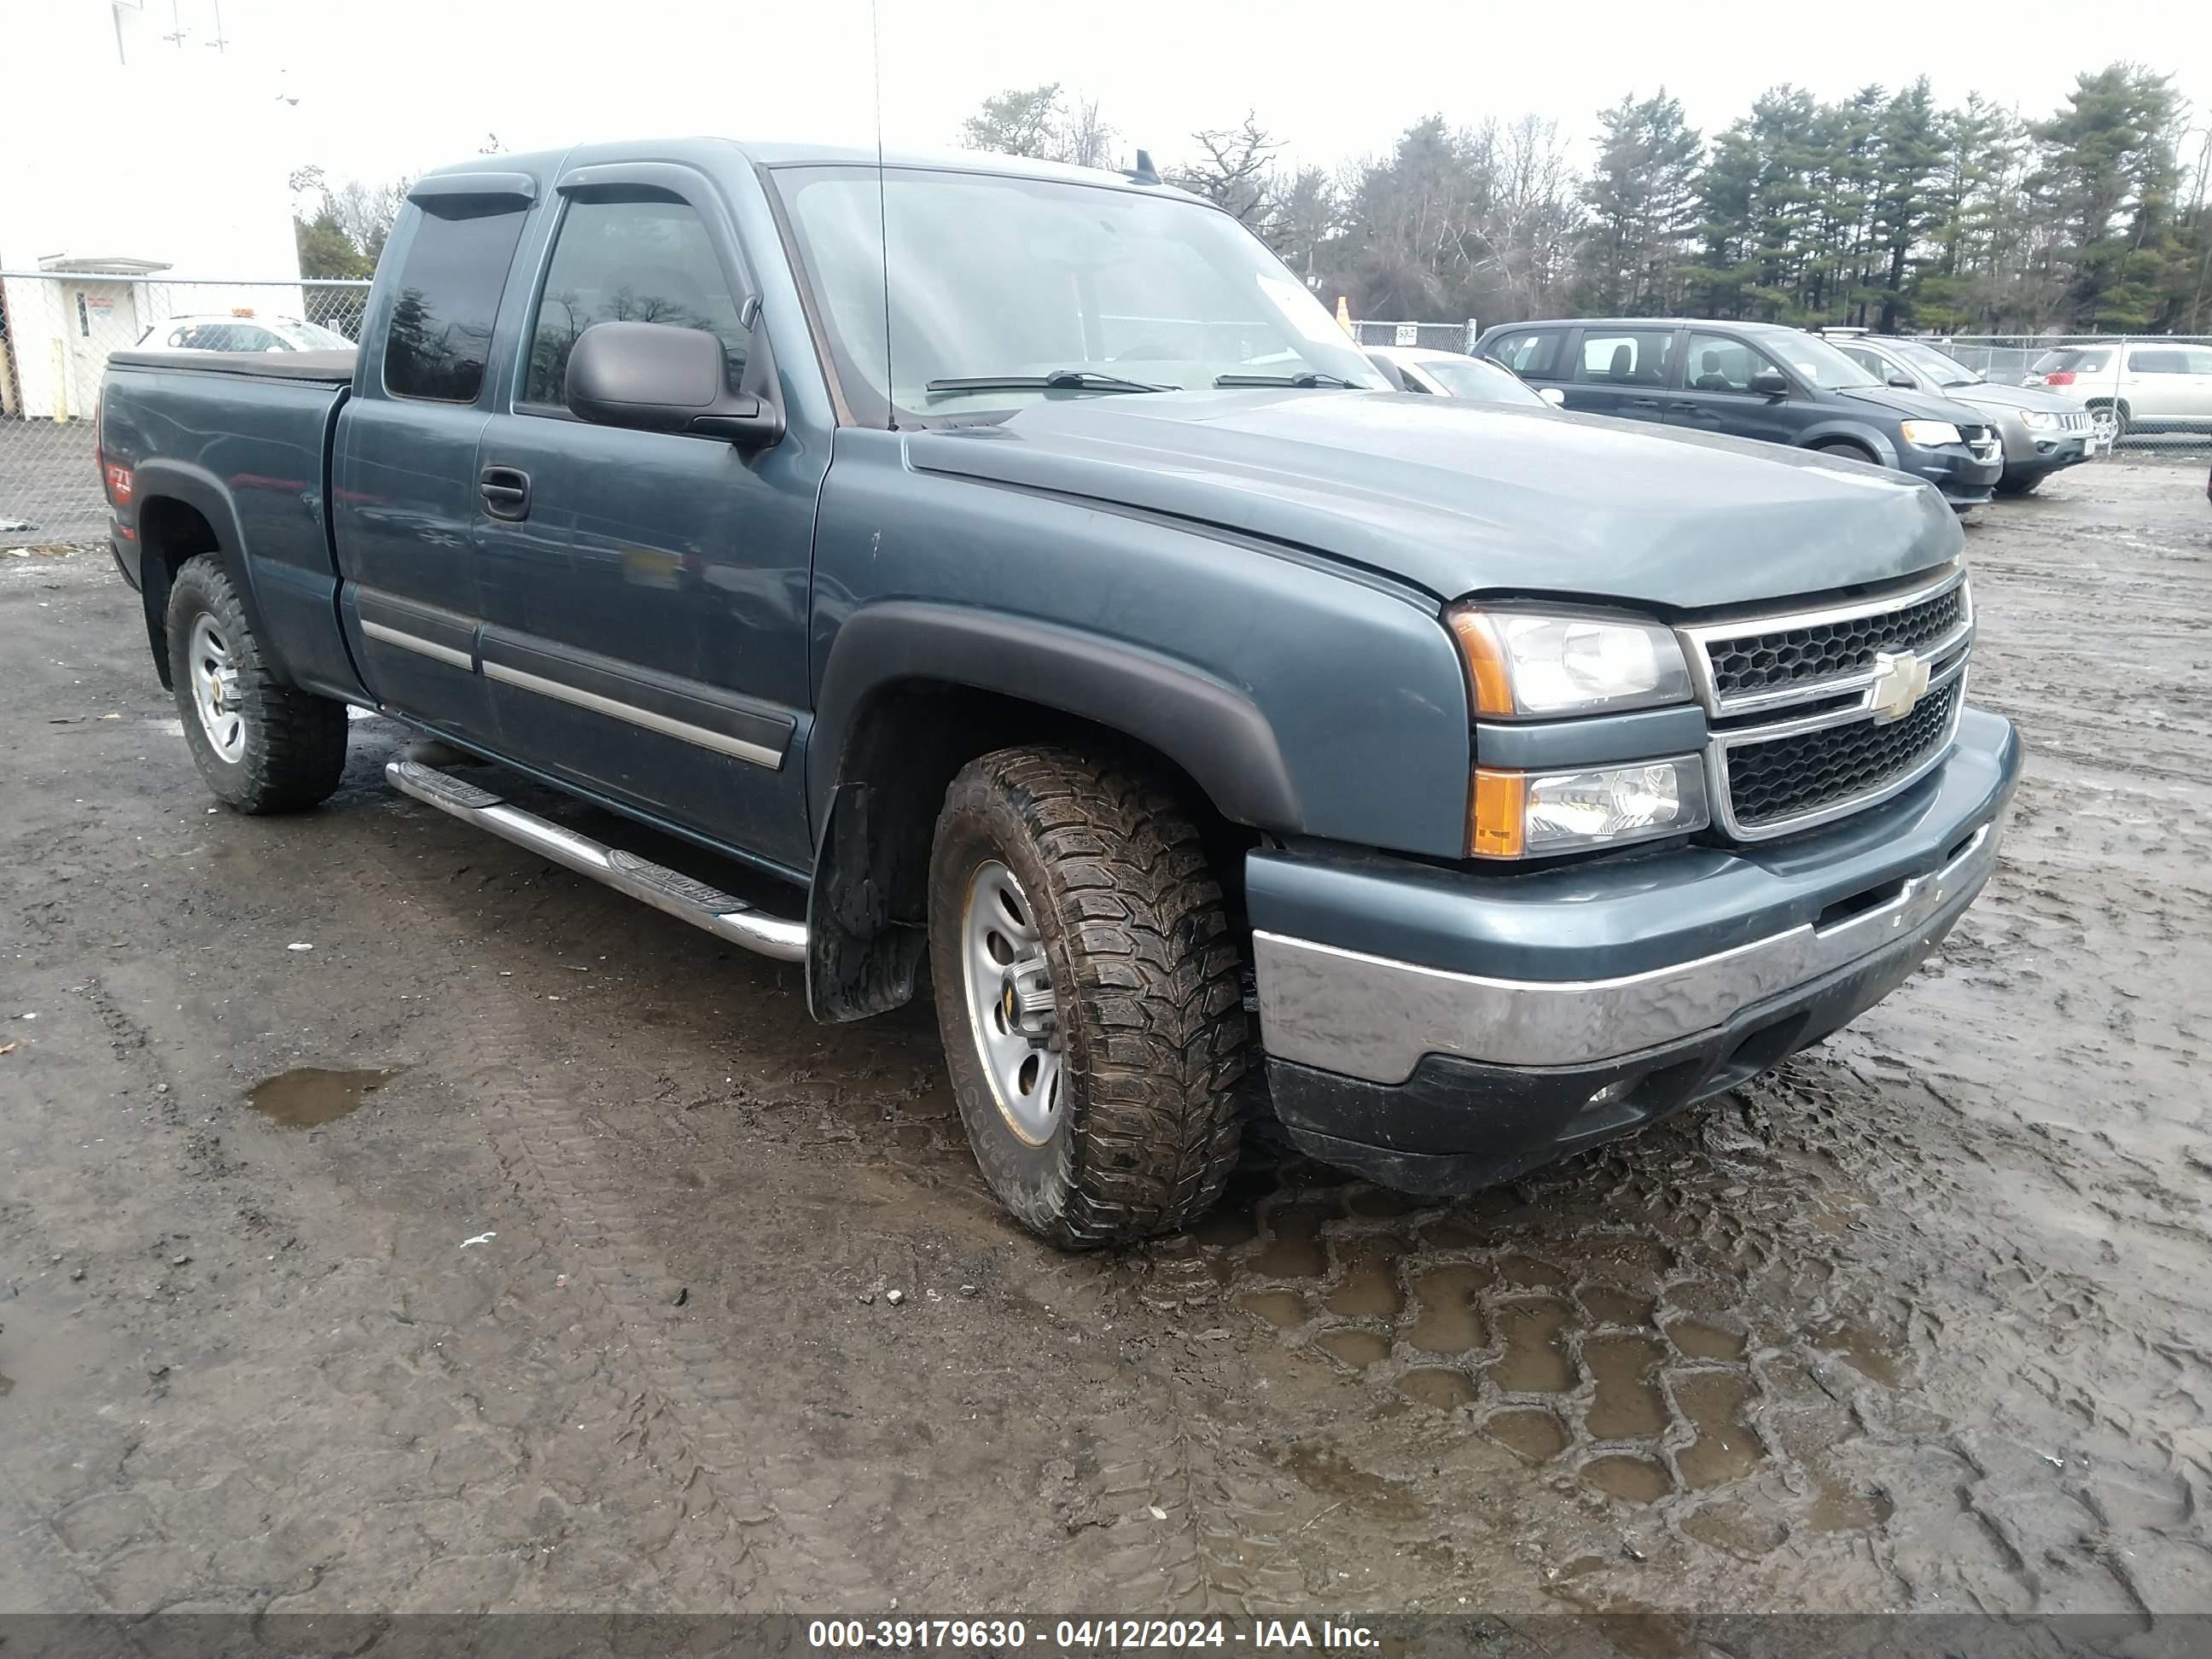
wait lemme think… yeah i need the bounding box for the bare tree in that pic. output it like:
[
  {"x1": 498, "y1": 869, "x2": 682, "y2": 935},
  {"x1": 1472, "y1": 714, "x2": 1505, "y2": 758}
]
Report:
[{"x1": 1172, "y1": 114, "x2": 1283, "y2": 233}]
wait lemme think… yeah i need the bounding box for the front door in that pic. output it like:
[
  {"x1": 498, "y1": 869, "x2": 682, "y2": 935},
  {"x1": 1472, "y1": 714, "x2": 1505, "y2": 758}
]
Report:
[
  {"x1": 471, "y1": 170, "x2": 824, "y2": 873},
  {"x1": 1558, "y1": 326, "x2": 1679, "y2": 423},
  {"x1": 1665, "y1": 331, "x2": 1808, "y2": 450}
]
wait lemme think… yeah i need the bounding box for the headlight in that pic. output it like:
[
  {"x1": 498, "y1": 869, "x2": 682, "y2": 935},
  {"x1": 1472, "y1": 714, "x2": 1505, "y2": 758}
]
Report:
[
  {"x1": 1470, "y1": 757, "x2": 1709, "y2": 859},
  {"x1": 1898, "y1": 420, "x2": 1962, "y2": 448},
  {"x1": 2019, "y1": 409, "x2": 2058, "y2": 429},
  {"x1": 1447, "y1": 608, "x2": 1694, "y2": 717}
]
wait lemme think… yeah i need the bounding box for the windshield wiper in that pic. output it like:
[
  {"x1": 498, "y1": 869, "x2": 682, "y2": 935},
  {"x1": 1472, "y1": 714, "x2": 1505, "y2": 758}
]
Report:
[
  {"x1": 924, "y1": 370, "x2": 1175, "y2": 395},
  {"x1": 1214, "y1": 371, "x2": 1361, "y2": 389}
]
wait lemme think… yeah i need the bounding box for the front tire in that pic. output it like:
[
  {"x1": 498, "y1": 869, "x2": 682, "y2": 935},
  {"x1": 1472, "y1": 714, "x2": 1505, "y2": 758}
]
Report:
[
  {"x1": 927, "y1": 746, "x2": 1249, "y2": 1249},
  {"x1": 166, "y1": 554, "x2": 348, "y2": 812},
  {"x1": 1995, "y1": 472, "x2": 2045, "y2": 498},
  {"x1": 2088, "y1": 402, "x2": 2128, "y2": 446}
]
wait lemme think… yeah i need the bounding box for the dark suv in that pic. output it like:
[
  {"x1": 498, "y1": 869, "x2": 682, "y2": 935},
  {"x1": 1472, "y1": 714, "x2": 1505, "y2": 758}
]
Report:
[{"x1": 1477, "y1": 319, "x2": 2004, "y2": 510}]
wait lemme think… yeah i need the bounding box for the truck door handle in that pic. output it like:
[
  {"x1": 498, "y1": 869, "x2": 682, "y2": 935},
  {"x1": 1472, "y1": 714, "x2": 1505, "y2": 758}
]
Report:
[
  {"x1": 1626, "y1": 398, "x2": 1662, "y2": 410},
  {"x1": 479, "y1": 466, "x2": 531, "y2": 521},
  {"x1": 1667, "y1": 400, "x2": 1697, "y2": 412}
]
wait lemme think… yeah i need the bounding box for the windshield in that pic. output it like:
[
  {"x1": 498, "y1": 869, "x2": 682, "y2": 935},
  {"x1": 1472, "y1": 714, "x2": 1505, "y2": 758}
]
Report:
[
  {"x1": 1887, "y1": 338, "x2": 1980, "y2": 387},
  {"x1": 267, "y1": 318, "x2": 355, "y2": 349},
  {"x1": 1766, "y1": 333, "x2": 1883, "y2": 390},
  {"x1": 771, "y1": 165, "x2": 1384, "y2": 424},
  {"x1": 1415, "y1": 356, "x2": 1546, "y2": 404}
]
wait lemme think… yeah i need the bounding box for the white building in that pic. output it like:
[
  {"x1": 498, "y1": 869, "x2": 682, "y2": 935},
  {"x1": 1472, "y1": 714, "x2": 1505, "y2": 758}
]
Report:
[{"x1": 0, "y1": 0, "x2": 305, "y2": 420}]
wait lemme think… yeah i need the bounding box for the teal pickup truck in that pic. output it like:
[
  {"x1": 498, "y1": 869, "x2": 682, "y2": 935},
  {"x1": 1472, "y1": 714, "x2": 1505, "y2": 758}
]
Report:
[{"x1": 95, "y1": 139, "x2": 2021, "y2": 1247}]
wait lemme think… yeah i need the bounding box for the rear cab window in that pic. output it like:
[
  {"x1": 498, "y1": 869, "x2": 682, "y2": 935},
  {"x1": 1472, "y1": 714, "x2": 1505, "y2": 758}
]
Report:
[
  {"x1": 1571, "y1": 329, "x2": 1675, "y2": 386},
  {"x1": 382, "y1": 200, "x2": 531, "y2": 403}
]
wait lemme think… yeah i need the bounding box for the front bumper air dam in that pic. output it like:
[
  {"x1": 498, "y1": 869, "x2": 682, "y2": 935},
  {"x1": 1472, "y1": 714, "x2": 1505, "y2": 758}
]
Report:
[{"x1": 1251, "y1": 716, "x2": 2019, "y2": 1195}]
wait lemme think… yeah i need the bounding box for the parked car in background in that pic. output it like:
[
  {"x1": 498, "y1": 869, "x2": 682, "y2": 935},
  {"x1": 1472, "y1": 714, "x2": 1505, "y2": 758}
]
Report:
[
  {"x1": 136, "y1": 314, "x2": 356, "y2": 353},
  {"x1": 2024, "y1": 341, "x2": 2212, "y2": 445},
  {"x1": 1816, "y1": 329, "x2": 2098, "y2": 496},
  {"x1": 1362, "y1": 345, "x2": 1563, "y2": 406},
  {"x1": 1478, "y1": 318, "x2": 2004, "y2": 510}
]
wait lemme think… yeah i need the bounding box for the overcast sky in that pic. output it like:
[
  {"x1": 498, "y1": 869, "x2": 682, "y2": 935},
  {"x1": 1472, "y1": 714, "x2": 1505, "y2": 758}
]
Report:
[{"x1": 145, "y1": 0, "x2": 2212, "y2": 185}]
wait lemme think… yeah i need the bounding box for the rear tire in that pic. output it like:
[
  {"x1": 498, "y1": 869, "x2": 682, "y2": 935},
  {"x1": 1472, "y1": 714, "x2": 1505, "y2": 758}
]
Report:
[
  {"x1": 1994, "y1": 473, "x2": 2044, "y2": 498},
  {"x1": 927, "y1": 746, "x2": 1249, "y2": 1249},
  {"x1": 2087, "y1": 402, "x2": 2128, "y2": 445},
  {"x1": 166, "y1": 554, "x2": 348, "y2": 813}
]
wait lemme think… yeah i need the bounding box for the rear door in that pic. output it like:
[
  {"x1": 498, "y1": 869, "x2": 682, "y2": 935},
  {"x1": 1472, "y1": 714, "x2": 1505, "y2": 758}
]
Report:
[
  {"x1": 2122, "y1": 347, "x2": 2187, "y2": 422},
  {"x1": 469, "y1": 163, "x2": 823, "y2": 871},
  {"x1": 1559, "y1": 326, "x2": 1679, "y2": 423},
  {"x1": 2180, "y1": 347, "x2": 2212, "y2": 423},
  {"x1": 1665, "y1": 330, "x2": 1808, "y2": 449},
  {"x1": 332, "y1": 175, "x2": 537, "y2": 748}
]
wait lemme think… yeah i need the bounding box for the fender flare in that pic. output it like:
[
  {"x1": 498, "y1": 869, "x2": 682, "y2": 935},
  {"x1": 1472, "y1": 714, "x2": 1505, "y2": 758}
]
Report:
[
  {"x1": 808, "y1": 601, "x2": 1304, "y2": 835},
  {"x1": 131, "y1": 459, "x2": 294, "y2": 685}
]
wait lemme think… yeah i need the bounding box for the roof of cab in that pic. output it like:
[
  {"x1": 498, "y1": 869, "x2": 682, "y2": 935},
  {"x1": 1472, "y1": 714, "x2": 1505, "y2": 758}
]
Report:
[{"x1": 416, "y1": 137, "x2": 1208, "y2": 205}]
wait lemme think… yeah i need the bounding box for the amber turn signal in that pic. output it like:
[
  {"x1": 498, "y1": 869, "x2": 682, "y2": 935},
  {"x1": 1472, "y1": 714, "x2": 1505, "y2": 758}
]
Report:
[
  {"x1": 1447, "y1": 609, "x2": 1515, "y2": 716},
  {"x1": 1468, "y1": 768, "x2": 1527, "y2": 859}
]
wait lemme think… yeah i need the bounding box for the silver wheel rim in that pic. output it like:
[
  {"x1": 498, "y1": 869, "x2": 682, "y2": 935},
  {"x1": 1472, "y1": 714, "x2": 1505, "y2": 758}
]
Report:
[
  {"x1": 960, "y1": 860, "x2": 1063, "y2": 1145},
  {"x1": 2091, "y1": 407, "x2": 2119, "y2": 443},
  {"x1": 187, "y1": 613, "x2": 247, "y2": 764}
]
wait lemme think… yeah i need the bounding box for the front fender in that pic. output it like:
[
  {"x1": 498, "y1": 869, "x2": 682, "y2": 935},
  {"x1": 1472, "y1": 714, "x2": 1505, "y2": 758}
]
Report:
[
  {"x1": 810, "y1": 602, "x2": 1301, "y2": 835},
  {"x1": 1795, "y1": 422, "x2": 1900, "y2": 468}
]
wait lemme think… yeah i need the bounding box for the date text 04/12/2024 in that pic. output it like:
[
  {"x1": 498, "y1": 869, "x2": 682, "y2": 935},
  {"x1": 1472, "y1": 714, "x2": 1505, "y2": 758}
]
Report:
[{"x1": 806, "y1": 1619, "x2": 1381, "y2": 1651}]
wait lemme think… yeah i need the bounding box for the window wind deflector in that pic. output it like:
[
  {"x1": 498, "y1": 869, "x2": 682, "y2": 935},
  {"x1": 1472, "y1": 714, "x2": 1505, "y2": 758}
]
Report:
[
  {"x1": 407, "y1": 172, "x2": 537, "y2": 207},
  {"x1": 1214, "y1": 371, "x2": 1360, "y2": 388},
  {"x1": 923, "y1": 371, "x2": 1176, "y2": 394}
]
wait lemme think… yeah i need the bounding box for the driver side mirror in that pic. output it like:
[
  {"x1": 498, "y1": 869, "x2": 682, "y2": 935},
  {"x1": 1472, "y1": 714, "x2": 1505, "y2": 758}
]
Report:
[
  {"x1": 1749, "y1": 369, "x2": 1789, "y2": 399},
  {"x1": 1539, "y1": 387, "x2": 1566, "y2": 407},
  {"x1": 566, "y1": 319, "x2": 783, "y2": 449},
  {"x1": 1886, "y1": 371, "x2": 1915, "y2": 389}
]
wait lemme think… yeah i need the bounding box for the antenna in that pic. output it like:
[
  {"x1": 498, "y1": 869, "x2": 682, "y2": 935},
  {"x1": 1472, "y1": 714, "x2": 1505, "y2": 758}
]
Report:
[
  {"x1": 870, "y1": 0, "x2": 894, "y2": 430},
  {"x1": 1126, "y1": 148, "x2": 1161, "y2": 185}
]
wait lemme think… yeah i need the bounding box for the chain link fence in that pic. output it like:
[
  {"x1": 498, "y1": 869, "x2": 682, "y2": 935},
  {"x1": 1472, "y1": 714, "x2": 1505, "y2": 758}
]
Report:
[
  {"x1": 1, "y1": 274, "x2": 370, "y2": 548},
  {"x1": 1349, "y1": 318, "x2": 1482, "y2": 354}
]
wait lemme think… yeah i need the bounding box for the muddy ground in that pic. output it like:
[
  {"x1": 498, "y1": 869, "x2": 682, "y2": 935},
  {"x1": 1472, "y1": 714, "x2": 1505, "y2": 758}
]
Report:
[{"x1": 3, "y1": 457, "x2": 2209, "y2": 1622}]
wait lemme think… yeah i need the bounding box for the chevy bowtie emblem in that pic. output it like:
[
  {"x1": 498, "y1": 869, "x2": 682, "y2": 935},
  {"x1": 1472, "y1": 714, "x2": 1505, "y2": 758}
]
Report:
[{"x1": 1868, "y1": 650, "x2": 1932, "y2": 724}]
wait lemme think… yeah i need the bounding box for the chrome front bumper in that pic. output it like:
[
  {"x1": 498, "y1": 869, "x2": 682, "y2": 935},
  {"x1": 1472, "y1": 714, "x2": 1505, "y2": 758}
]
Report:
[{"x1": 1253, "y1": 815, "x2": 2001, "y2": 1087}]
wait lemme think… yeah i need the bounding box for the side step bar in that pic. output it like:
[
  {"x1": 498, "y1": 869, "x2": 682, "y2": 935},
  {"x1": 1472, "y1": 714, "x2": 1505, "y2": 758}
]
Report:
[{"x1": 384, "y1": 760, "x2": 808, "y2": 963}]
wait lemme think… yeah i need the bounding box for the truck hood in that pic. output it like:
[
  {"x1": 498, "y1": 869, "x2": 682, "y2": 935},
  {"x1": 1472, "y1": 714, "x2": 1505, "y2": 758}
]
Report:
[{"x1": 905, "y1": 390, "x2": 1963, "y2": 612}]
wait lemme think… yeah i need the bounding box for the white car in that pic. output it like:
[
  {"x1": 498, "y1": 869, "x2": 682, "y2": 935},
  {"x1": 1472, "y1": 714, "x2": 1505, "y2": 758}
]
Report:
[
  {"x1": 1363, "y1": 345, "x2": 1563, "y2": 407},
  {"x1": 2024, "y1": 341, "x2": 2212, "y2": 444},
  {"x1": 136, "y1": 314, "x2": 355, "y2": 354}
]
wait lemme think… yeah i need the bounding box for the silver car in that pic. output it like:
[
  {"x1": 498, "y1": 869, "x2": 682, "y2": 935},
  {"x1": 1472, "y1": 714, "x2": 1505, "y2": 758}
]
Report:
[{"x1": 1819, "y1": 330, "x2": 2098, "y2": 497}]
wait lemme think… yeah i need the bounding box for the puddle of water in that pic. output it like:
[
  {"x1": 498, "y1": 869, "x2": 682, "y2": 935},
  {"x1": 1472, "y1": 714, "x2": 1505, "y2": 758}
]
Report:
[
  {"x1": 1315, "y1": 1329, "x2": 1392, "y2": 1369},
  {"x1": 1241, "y1": 1290, "x2": 1311, "y2": 1330},
  {"x1": 1581, "y1": 1455, "x2": 1671, "y2": 1505},
  {"x1": 1807, "y1": 1480, "x2": 1895, "y2": 1533},
  {"x1": 1485, "y1": 1408, "x2": 1568, "y2": 1461},
  {"x1": 1579, "y1": 1284, "x2": 1656, "y2": 1328},
  {"x1": 1584, "y1": 1336, "x2": 1669, "y2": 1439},
  {"x1": 1397, "y1": 1368, "x2": 1475, "y2": 1410},
  {"x1": 1324, "y1": 1242, "x2": 1406, "y2": 1318},
  {"x1": 1494, "y1": 1254, "x2": 1573, "y2": 1291},
  {"x1": 1673, "y1": 1373, "x2": 1762, "y2": 1490},
  {"x1": 1279, "y1": 1443, "x2": 1425, "y2": 1521},
  {"x1": 247, "y1": 1066, "x2": 399, "y2": 1128},
  {"x1": 1406, "y1": 1266, "x2": 1488, "y2": 1353},
  {"x1": 1809, "y1": 1320, "x2": 1901, "y2": 1388},
  {"x1": 1684, "y1": 1499, "x2": 1789, "y2": 1557},
  {"x1": 1346, "y1": 1187, "x2": 1424, "y2": 1220},
  {"x1": 1254, "y1": 1206, "x2": 1329, "y2": 1279},
  {"x1": 1488, "y1": 1301, "x2": 1575, "y2": 1394},
  {"x1": 1193, "y1": 1203, "x2": 1260, "y2": 1250},
  {"x1": 1668, "y1": 1318, "x2": 1748, "y2": 1361}
]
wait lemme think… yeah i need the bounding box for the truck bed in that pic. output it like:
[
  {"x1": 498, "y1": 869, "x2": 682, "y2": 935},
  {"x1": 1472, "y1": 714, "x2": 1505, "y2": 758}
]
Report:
[{"x1": 103, "y1": 348, "x2": 358, "y2": 384}]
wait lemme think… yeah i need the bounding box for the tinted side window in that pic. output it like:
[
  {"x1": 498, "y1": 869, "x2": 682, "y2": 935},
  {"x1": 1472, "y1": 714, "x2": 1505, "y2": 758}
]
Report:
[
  {"x1": 1484, "y1": 329, "x2": 1562, "y2": 379},
  {"x1": 524, "y1": 195, "x2": 748, "y2": 407},
  {"x1": 2186, "y1": 349, "x2": 2212, "y2": 375},
  {"x1": 1684, "y1": 333, "x2": 1771, "y2": 394},
  {"x1": 383, "y1": 200, "x2": 529, "y2": 403},
  {"x1": 1837, "y1": 345, "x2": 1888, "y2": 380},
  {"x1": 1574, "y1": 329, "x2": 1674, "y2": 386},
  {"x1": 2128, "y1": 349, "x2": 2184, "y2": 374}
]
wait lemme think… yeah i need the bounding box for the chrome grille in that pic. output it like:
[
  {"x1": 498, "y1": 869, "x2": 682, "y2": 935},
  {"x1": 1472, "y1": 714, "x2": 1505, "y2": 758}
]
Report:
[{"x1": 1682, "y1": 568, "x2": 1973, "y2": 841}]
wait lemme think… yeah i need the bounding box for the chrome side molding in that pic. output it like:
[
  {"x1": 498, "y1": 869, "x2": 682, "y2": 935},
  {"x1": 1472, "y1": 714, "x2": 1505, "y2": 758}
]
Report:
[{"x1": 383, "y1": 760, "x2": 807, "y2": 963}]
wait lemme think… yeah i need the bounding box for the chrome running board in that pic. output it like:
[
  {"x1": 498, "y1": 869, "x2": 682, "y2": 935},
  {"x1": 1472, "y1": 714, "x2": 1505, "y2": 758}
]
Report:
[{"x1": 384, "y1": 760, "x2": 807, "y2": 963}]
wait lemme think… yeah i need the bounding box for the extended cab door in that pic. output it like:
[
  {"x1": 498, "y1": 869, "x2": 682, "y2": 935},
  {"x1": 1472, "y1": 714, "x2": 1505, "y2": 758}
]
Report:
[
  {"x1": 1665, "y1": 330, "x2": 1809, "y2": 449},
  {"x1": 332, "y1": 175, "x2": 536, "y2": 748},
  {"x1": 1557, "y1": 326, "x2": 1680, "y2": 424},
  {"x1": 469, "y1": 164, "x2": 824, "y2": 872}
]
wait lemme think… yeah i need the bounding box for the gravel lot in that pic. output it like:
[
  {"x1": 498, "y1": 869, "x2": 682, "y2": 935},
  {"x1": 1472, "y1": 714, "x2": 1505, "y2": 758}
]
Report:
[{"x1": 3, "y1": 457, "x2": 2209, "y2": 1621}]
